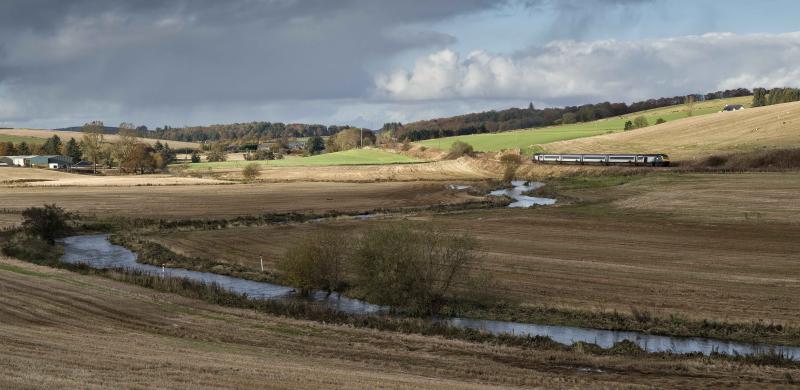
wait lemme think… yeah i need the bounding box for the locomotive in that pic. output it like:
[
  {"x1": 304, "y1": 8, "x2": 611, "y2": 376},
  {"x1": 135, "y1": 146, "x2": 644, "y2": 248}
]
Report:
[{"x1": 533, "y1": 153, "x2": 670, "y2": 167}]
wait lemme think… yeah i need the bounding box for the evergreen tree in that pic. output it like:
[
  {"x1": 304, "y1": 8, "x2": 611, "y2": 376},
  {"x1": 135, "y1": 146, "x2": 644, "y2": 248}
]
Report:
[
  {"x1": 17, "y1": 141, "x2": 31, "y2": 155},
  {"x1": 752, "y1": 88, "x2": 767, "y2": 107},
  {"x1": 63, "y1": 138, "x2": 82, "y2": 163}
]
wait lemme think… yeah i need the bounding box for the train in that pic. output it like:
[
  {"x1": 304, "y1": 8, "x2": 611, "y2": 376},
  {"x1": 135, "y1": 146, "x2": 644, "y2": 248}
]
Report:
[{"x1": 533, "y1": 153, "x2": 670, "y2": 167}]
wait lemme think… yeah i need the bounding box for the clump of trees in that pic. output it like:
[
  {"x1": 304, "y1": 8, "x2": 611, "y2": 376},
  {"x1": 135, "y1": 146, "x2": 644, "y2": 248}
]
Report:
[
  {"x1": 278, "y1": 223, "x2": 480, "y2": 314},
  {"x1": 304, "y1": 135, "x2": 325, "y2": 155},
  {"x1": 0, "y1": 134, "x2": 83, "y2": 163},
  {"x1": 753, "y1": 87, "x2": 800, "y2": 107},
  {"x1": 624, "y1": 116, "x2": 650, "y2": 131},
  {"x1": 206, "y1": 142, "x2": 227, "y2": 162},
  {"x1": 325, "y1": 128, "x2": 375, "y2": 152}
]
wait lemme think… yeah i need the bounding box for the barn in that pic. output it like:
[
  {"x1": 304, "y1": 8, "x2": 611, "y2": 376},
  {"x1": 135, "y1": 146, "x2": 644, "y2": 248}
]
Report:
[{"x1": 0, "y1": 155, "x2": 73, "y2": 169}]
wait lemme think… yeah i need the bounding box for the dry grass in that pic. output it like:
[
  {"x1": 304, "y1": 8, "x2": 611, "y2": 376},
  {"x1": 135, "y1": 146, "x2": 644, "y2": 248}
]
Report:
[
  {"x1": 543, "y1": 101, "x2": 800, "y2": 161},
  {"x1": 0, "y1": 181, "x2": 481, "y2": 218},
  {"x1": 0, "y1": 168, "x2": 226, "y2": 187},
  {"x1": 1, "y1": 257, "x2": 797, "y2": 389},
  {"x1": 0, "y1": 128, "x2": 201, "y2": 150}
]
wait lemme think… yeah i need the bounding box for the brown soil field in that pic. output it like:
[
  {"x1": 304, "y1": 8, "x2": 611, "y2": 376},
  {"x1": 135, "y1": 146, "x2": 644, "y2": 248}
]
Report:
[
  {"x1": 0, "y1": 128, "x2": 201, "y2": 150},
  {"x1": 0, "y1": 168, "x2": 226, "y2": 187},
  {"x1": 0, "y1": 181, "x2": 480, "y2": 218},
  {"x1": 613, "y1": 172, "x2": 800, "y2": 223},
  {"x1": 2, "y1": 257, "x2": 797, "y2": 389},
  {"x1": 543, "y1": 101, "x2": 800, "y2": 161},
  {"x1": 148, "y1": 172, "x2": 800, "y2": 328}
]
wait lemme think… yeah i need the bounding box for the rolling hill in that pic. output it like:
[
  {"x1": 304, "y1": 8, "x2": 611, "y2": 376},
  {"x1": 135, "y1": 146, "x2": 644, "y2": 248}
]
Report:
[
  {"x1": 542, "y1": 100, "x2": 800, "y2": 161},
  {"x1": 0, "y1": 128, "x2": 201, "y2": 150},
  {"x1": 416, "y1": 96, "x2": 751, "y2": 153}
]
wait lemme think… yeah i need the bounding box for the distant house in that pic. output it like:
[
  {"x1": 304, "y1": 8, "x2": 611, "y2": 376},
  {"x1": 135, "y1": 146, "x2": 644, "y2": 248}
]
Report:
[
  {"x1": 0, "y1": 155, "x2": 72, "y2": 169},
  {"x1": 721, "y1": 104, "x2": 744, "y2": 112}
]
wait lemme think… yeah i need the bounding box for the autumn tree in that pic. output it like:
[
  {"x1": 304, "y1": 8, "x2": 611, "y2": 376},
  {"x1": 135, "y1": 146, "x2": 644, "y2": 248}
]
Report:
[{"x1": 81, "y1": 121, "x2": 105, "y2": 173}]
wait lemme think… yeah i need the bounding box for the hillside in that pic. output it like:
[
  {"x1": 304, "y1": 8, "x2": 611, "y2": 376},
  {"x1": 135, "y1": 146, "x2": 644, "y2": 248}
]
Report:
[
  {"x1": 417, "y1": 96, "x2": 751, "y2": 153},
  {"x1": 543, "y1": 100, "x2": 800, "y2": 161},
  {"x1": 188, "y1": 148, "x2": 423, "y2": 169},
  {"x1": 0, "y1": 128, "x2": 201, "y2": 150}
]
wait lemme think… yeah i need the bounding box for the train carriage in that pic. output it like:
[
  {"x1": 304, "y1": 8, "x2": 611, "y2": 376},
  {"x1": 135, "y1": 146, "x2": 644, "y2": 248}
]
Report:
[{"x1": 533, "y1": 153, "x2": 670, "y2": 167}]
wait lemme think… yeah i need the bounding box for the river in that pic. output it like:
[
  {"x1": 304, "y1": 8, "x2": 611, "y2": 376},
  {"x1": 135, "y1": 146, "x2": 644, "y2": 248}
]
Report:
[{"x1": 59, "y1": 234, "x2": 799, "y2": 361}]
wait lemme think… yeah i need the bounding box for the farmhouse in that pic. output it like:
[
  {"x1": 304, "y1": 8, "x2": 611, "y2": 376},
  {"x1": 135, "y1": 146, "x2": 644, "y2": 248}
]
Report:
[{"x1": 0, "y1": 155, "x2": 73, "y2": 169}]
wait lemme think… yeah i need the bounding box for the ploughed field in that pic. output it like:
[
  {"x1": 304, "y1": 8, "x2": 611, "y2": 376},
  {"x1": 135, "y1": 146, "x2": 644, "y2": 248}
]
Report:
[
  {"x1": 2, "y1": 256, "x2": 798, "y2": 389},
  {"x1": 147, "y1": 172, "x2": 800, "y2": 329},
  {"x1": 0, "y1": 181, "x2": 481, "y2": 219}
]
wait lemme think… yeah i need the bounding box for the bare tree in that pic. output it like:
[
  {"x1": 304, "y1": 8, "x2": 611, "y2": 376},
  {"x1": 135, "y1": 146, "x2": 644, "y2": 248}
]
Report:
[{"x1": 81, "y1": 121, "x2": 105, "y2": 173}]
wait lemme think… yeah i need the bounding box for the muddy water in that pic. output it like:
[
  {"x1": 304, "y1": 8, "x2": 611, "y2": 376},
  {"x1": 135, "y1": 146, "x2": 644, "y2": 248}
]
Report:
[
  {"x1": 60, "y1": 235, "x2": 800, "y2": 361},
  {"x1": 490, "y1": 180, "x2": 556, "y2": 208}
]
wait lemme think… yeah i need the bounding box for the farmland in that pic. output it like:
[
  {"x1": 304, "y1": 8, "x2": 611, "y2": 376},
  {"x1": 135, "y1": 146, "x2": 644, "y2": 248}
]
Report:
[
  {"x1": 416, "y1": 96, "x2": 751, "y2": 153},
  {"x1": 188, "y1": 148, "x2": 424, "y2": 169},
  {"x1": 0, "y1": 128, "x2": 201, "y2": 150},
  {"x1": 0, "y1": 133, "x2": 46, "y2": 145},
  {"x1": 5, "y1": 258, "x2": 797, "y2": 389}
]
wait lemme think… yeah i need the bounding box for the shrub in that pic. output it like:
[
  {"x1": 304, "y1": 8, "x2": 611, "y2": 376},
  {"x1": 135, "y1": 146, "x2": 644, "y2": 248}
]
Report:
[
  {"x1": 499, "y1": 154, "x2": 523, "y2": 182},
  {"x1": 241, "y1": 163, "x2": 261, "y2": 182},
  {"x1": 21, "y1": 204, "x2": 72, "y2": 245},
  {"x1": 655, "y1": 118, "x2": 666, "y2": 124},
  {"x1": 278, "y1": 230, "x2": 350, "y2": 296},
  {"x1": 447, "y1": 141, "x2": 474, "y2": 159},
  {"x1": 206, "y1": 143, "x2": 227, "y2": 162},
  {"x1": 350, "y1": 223, "x2": 478, "y2": 314},
  {"x1": 190, "y1": 151, "x2": 201, "y2": 163},
  {"x1": 632, "y1": 116, "x2": 649, "y2": 129}
]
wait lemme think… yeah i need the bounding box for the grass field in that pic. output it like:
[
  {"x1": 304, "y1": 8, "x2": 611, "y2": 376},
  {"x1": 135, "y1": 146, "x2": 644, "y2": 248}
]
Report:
[
  {"x1": 188, "y1": 148, "x2": 424, "y2": 169},
  {"x1": 416, "y1": 96, "x2": 751, "y2": 153},
  {"x1": 0, "y1": 134, "x2": 46, "y2": 145},
  {"x1": 4, "y1": 258, "x2": 796, "y2": 388}
]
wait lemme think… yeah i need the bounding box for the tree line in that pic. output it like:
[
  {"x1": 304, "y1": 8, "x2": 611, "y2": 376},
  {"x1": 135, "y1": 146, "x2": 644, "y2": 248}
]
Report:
[
  {"x1": 752, "y1": 87, "x2": 800, "y2": 107},
  {"x1": 81, "y1": 121, "x2": 176, "y2": 174},
  {"x1": 0, "y1": 135, "x2": 82, "y2": 162},
  {"x1": 137, "y1": 122, "x2": 356, "y2": 144},
  {"x1": 390, "y1": 88, "x2": 753, "y2": 142}
]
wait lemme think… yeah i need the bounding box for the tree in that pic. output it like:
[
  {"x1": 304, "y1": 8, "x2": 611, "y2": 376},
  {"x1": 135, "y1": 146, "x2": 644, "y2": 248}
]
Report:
[
  {"x1": 206, "y1": 142, "x2": 227, "y2": 162},
  {"x1": 121, "y1": 143, "x2": 156, "y2": 174},
  {"x1": 62, "y1": 138, "x2": 82, "y2": 163},
  {"x1": 21, "y1": 204, "x2": 71, "y2": 245},
  {"x1": 632, "y1": 116, "x2": 649, "y2": 129},
  {"x1": 561, "y1": 112, "x2": 577, "y2": 124},
  {"x1": 624, "y1": 120, "x2": 634, "y2": 131},
  {"x1": 305, "y1": 135, "x2": 325, "y2": 155},
  {"x1": 41, "y1": 135, "x2": 62, "y2": 155},
  {"x1": 17, "y1": 142, "x2": 31, "y2": 155},
  {"x1": 113, "y1": 123, "x2": 138, "y2": 171},
  {"x1": 190, "y1": 151, "x2": 201, "y2": 163},
  {"x1": 685, "y1": 95, "x2": 695, "y2": 117},
  {"x1": 752, "y1": 88, "x2": 767, "y2": 107},
  {"x1": 82, "y1": 121, "x2": 105, "y2": 173},
  {"x1": 0, "y1": 141, "x2": 16, "y2": 156},
  {"x1": 278, "y1": 230, "x2": 350, "y2": 296},
  {"x1": 500, "y1": 153, "x2": 522, "y2": 182},
  {"x1": 241, "y1": 163, "x2": 261, "y2": 182}
]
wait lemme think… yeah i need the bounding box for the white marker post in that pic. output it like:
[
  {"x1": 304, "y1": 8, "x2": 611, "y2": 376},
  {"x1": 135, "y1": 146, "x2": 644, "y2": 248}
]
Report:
[
  {"x1": 161, "y1": 264, "x2": 165, "y2": 278},
  {"x1": 260, "y1": 256, "x2": 264, "y2": 272}
]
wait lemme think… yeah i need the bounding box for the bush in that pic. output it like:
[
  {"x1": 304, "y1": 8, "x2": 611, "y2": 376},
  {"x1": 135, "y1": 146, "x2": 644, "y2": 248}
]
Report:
[
  {"x1": 278, "y1": 230, "x2": 350, "y2": 296},
  {"x1": 21, "y1": 204, "x2": 72, "y2": 245},
  {"x1": 447, "y1": 141, "x2": 474, "y2": 159},
  {"x1": 207, "y1": 143, "x2": 227, "y2": 162},
  {"x1": 632, "y1": 116, "x2": 649, "y2": 129},
  {"x1": 350, "y1": 223, "x2": 478, "y2": 314},
  {"x1": 499, "y1": 154, "x2": 523, "y2": 182},
  {"x1": 241, "y1": 163, "x2": 261, "y2": 182},
  {"x1": 655, "y1": 118, "x2": 666, "y2": 124},
  {"x1": 190, "y1": 151, "x2": 201, "y2": 163}
]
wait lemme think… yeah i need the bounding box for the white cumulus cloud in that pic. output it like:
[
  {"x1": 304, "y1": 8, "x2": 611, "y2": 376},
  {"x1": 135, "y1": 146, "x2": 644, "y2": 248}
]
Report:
[{"x1": 374, "y1": 32, "x2": 800, "y2": 102}]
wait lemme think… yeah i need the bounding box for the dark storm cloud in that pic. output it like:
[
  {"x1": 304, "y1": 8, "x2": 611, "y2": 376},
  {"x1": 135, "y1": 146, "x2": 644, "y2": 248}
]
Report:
[{"x1": 0, "y1": 0, "x2": 505, "y2": 124}]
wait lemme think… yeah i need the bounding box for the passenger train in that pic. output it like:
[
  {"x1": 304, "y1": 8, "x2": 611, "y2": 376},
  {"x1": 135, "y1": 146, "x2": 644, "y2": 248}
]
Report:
[{"x1": 533, "y1": 153, "x2": 670, "y2": 167}]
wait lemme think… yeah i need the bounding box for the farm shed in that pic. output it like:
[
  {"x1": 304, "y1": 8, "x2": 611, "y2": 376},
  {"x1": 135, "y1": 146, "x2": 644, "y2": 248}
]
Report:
[{"x1": 28, "y1": 155, "x2": 73, "y2": 169}]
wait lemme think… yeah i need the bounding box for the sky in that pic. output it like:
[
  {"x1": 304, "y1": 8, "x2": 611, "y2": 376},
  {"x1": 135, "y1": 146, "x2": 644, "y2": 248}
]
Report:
[{"x1": 1, "y1": 0, "x2": 799, "y2": 129}]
